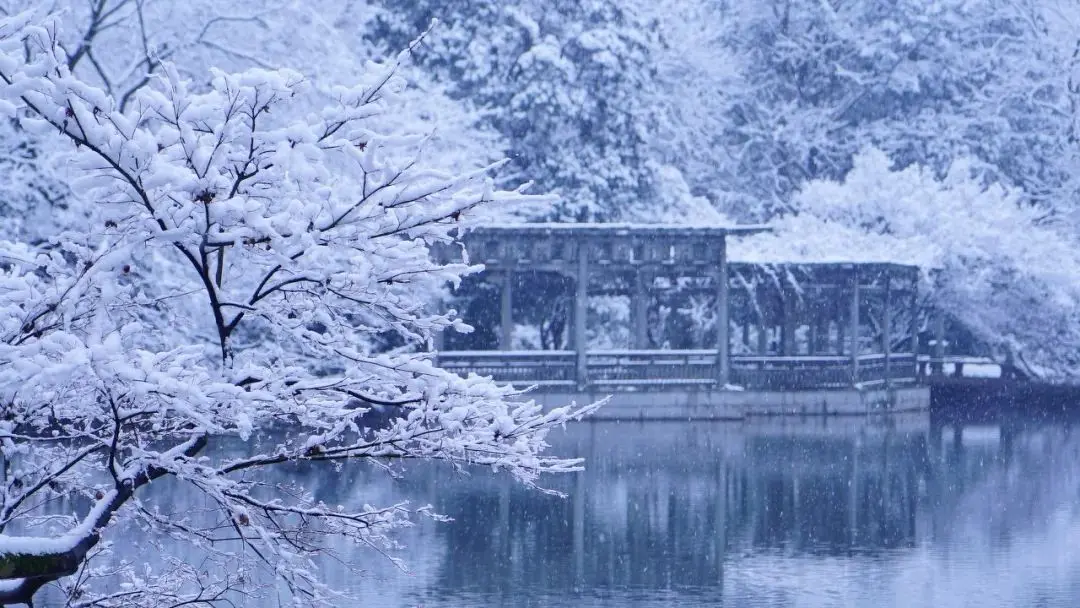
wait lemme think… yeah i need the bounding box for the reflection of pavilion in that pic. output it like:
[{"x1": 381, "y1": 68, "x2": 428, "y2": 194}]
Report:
[
  {"x1": 577, "y1": 416, "x2": 929, "y2": 554},
  {"x1": 427, "y1": 416, "x2": 932, "y2": 595},
  {"x1": 417, "y1": 419, "x2": 1080, "y2": 607},
  {"x1": 735, "y1": 419, "x2": 927, "y2": 551}
]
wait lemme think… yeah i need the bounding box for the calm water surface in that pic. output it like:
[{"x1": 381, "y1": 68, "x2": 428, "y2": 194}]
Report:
[{"x1": 60, "y1": 412, "x2": 1080, "y2": 607}]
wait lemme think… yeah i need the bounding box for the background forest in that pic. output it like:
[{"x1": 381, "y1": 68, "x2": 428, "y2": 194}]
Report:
[{"x1": 6, "y1": 0, "x2": 1080, "y2": 378}]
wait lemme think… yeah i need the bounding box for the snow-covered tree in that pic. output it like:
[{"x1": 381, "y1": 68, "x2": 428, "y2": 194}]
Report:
[
  {"x1": 369, "y1": 0, "x2": 676, "y2": 221},
  {"x1": 732, "y1": 148, "x2": 1080, "y2": 380},
  {"x1": 694, "y1": 0, "x2": 1074, "y2": 221},
  {"x1": 0, "y1": 0, "x2": 504, "y2": 242},
  {"x1": 0, "y1": 13, "x2": 594, "y2": 607}
]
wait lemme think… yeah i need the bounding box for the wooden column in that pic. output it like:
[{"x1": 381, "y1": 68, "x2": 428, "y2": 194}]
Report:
[
  {"x1": 500, "y1": 271, "x2": 513, "y2": 350},
  {"x1": 909, "y1": 274, "x2": 920, "y2": 378},
  {"x1": 807, "y1": 296, "x2": 819, "y2": 355},
  {"x1": 931, "y1": 309, "x2": 946, "y2": 376},
  {"x1": 632, "y1": 271, "x2": 649, "y2": 349},
  {"x1": 716, "y1": 235, "x2": 731, "y2": 385},
  {"x1": 575, "y1": 245, "x2": 589, "y2": 389},
  {"x1": 781, "y1": 287, "x2": 796, "y2": 356},
  {"x1": 883, "y1": 275, "x2": 892, "y2": 386},
  {"x1": 757, "y1": 313, "x2": 769, "y2": 355},
  {"x1": 742, "y1": 316, "x2": 751, "y2": 352},
  {"x1": 835, "y1": 289, "x2": 845, "y2": 356},
  {"x1": 850, "y1": 269, "x2": 860, "y2": 384},
  {"x1": 566, "y1": 294, "x2": 575, "y2": 349},
  {"x1": 836, "y1": 316, "x2": 845, "y2": 356}
]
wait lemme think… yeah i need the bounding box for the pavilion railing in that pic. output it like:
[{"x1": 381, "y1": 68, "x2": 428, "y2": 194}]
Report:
[
  {"x1": 587, "y1": 350, "x2": 717, "y2": 386},
  {"x1": 435, "y1": 350, "x2": 577, "y2": 388},
  {"x1": 731, "y1": 355, "x2": 852, "y2": 390},
  {"x1": 436, "y1": 349, "x2": 920, "y2": 391},
  {"x1": 854, "y1": 353, "x2": 918, "y2": 387}
]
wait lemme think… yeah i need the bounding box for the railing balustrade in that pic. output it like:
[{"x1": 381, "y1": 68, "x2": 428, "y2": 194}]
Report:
[
  {"x1": 436, "y1": 349, "x2": 926, "y2": 391},
  {"x1": 731, "y1": 355, "x2": 854, "y2": 390},
  {"x1": 587, "y1": 349, "x2": 718, "y2": 386},
  {"x1": 436, "y1": 350, "x2": 577, "y2": 387}
]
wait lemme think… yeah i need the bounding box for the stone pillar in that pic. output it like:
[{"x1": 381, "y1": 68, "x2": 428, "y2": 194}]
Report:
[
  {"x1": 716, "y1": 236, "x2": 730, "y2": 385},
  {"x1": 575, "y1": 245, "x2": 589, "y2": 389},
  {"x1": 500, "y1": 271, "x2": 513, "y2": 350},
  {"x1": 850, "y1": 269, "x2": 860, "y2": 384}
]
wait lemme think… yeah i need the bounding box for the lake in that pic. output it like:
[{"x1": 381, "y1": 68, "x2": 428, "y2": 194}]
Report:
[
  {"x1": 339, "y1": 414, "x2": 1080, "y2": 607},
  {"x1": 43, "y1": 412, "x2": 1080, "y2": 607}
]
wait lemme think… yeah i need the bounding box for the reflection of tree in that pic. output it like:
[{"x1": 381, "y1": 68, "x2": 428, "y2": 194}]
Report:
[{"x1": 926, "y1": 425, "x2": 1080, "y2": 548}]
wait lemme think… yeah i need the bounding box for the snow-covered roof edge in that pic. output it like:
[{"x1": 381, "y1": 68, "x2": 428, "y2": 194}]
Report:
[{"x1": 465, "y1": 222, "x2": 771, "y2": 235}]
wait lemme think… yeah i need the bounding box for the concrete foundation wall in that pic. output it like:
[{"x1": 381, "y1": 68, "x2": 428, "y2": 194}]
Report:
[{"x1": 527, "y1": 385, "x2": 930, "y2": 421}]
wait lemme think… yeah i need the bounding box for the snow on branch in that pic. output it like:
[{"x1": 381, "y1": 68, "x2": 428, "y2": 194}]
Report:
[{"x1": 0, "y1": 11, "x2": 596, "y2": 607}]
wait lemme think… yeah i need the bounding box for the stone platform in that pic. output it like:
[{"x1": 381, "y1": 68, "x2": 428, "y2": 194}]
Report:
[{"x1": 525, "y1": 385, "x2": 930, "y2": 421}]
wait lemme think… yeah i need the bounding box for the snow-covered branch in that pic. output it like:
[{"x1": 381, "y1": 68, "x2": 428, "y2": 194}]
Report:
[{"x1": 0, "y1": 12, "x2": 595, "y2": 606}]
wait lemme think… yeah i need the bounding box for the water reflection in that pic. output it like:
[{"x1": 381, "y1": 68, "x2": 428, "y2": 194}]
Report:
[
  {"x1": 404, "y1": 416, "x2": 933, "y2": 606},
  {"x1": 45, "y1": 413, "x2": 1080, "y2": 607},
  {"x1": 386, "y1": 415, "x2": 1080, "y2": 607}
]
